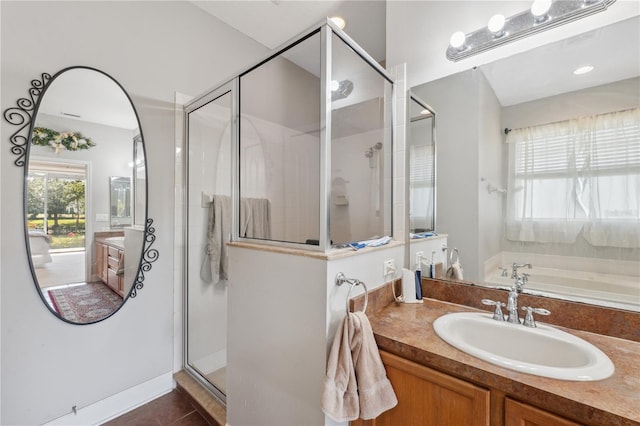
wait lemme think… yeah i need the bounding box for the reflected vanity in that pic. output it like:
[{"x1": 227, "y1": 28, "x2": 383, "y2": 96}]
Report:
[{"x1": 3, "y1": 66, "x2": 157, "y2": 324}]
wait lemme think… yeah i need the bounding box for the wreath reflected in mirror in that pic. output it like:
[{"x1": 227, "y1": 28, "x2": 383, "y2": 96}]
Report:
[{"x1": 32, "y1": 127, "x2": 96, "y2": 154}]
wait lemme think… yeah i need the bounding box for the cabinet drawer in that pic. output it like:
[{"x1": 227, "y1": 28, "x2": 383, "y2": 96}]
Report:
[
  {"x1": 505, "y1": 398, "x2": 583, "y2": 426},
  {"x1": 108, "y1": 255, "x2": 119, "y2": 270},
  {"x1": 108, "y1": 246, "x2": 120, "y2": 258}
]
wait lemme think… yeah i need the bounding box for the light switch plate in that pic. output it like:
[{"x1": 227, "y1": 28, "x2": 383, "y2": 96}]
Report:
[{"x1": 96, "y1": 213, "x2": 108, "y2": 222}]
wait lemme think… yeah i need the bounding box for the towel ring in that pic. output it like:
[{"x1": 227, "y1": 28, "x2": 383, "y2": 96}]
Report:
[
  {"x1": 335, "y1": 272, "x2": 368, "y2": 314},
  {"x1": 448, "y1": 248, "x2": 460, "y2": 265}
]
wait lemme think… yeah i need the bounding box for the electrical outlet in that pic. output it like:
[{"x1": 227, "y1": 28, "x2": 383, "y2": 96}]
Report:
[{"x1": 383, "y1": 259, "x2": 396, "y2": 278}]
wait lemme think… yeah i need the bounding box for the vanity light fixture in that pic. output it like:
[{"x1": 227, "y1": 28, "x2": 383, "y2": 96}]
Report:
[
  {"x1": 446, "y1": 0, "x2": 616, "y2": 62},
  {"x1": 531, "y1": 0, "x2": 552, "y2": 23},
  {"x1": 573, "y1": 65, "x2": 594, "y2": 75},
  {"x1": 488, "y1": 14, "x2": 506, "y2": 37},
  {"x1": 449, "y1": 31, "x2": 466, "y2": 50}
]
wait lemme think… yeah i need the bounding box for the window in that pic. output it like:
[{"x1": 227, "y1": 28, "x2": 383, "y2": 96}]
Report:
[{"x1": 506, "y1": 107, "x2": 640, "y2": 248}]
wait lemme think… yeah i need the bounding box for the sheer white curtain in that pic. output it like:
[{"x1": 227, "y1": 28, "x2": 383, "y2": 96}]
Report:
[{"x1": 506, "y1": 107, "x2": 640, "y2": 248}]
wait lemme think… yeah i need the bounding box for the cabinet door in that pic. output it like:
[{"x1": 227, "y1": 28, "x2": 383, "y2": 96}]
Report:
[
  {"x1": 505, "y1": 398, "x2": 583, "y2": 426},
  {"x1": 352, "y1": 351, "x2": 490, "y2": 426},
  {"x1": 95, "y1": 243, "x2": 108, "y2": 283}
]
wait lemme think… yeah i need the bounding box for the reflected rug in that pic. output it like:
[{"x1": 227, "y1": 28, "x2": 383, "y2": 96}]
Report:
[{"x1": 48, "y1": 283, "x2": 122, "y2": 323}]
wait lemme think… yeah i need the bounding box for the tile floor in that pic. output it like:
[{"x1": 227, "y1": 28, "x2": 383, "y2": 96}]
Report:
[{"x1": 103, "y1": 389, "x2": 211, "y2": 425}]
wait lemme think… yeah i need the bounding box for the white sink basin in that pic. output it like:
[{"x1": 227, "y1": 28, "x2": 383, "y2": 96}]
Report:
[{"x1": 433, "y1": 312, "x2": 614, "y2": 381}]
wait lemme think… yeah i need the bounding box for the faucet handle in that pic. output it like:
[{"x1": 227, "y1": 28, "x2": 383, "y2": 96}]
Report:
[
  {"x1": 521, "y1": 306, "x2": 550, "y2": 327},
  {"x1": 482, "y1": 299, "x2": 506, "y2": 321}
]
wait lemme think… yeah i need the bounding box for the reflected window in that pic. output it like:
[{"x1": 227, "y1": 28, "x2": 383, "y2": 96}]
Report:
[{"x1": 408, "y1": 97, "x2": 435, "y2": 233}]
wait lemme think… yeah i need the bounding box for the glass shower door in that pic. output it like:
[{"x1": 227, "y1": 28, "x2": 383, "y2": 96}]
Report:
[{"x1": 184, "y1": 83, "x2": 234, "y2": 401}]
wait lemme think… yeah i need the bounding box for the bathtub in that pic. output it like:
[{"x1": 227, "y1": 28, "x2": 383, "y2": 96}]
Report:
[{"x1": 483, "y1": 252, "x2": 640, "y2": 312}]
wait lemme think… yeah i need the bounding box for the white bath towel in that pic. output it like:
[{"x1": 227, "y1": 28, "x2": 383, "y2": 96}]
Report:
[
  {"x1": 201, "y1": 195, "x2": 231, "y2": 283},
  {"x1": 446, "y1": 261, "x2": 464, "y2": 280},
  {"x1": 446, "y1": 248, "x2": 464, "y2": 280},
  {"x1": 240, "y1": 197, "x2": 271, "y2": 239},
  {"x1": 321, "y1": 312, "x2": 398, "y2": 422}
]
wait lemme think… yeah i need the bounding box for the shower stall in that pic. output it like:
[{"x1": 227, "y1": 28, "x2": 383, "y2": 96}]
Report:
[{"x1": 183, "y1": 19, "x2": 394, "y2": 402}]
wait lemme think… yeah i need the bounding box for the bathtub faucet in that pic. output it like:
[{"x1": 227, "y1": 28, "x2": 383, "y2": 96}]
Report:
[{"x1": 511, "y1": 262, "x2": 532, "y2": 291}]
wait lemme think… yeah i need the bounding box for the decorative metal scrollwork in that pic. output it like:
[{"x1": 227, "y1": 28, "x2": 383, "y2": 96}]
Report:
[
  {"x1": 129, "y1": 218, "x2": 159, "y2": 298},
  {"x1": 3, "y1": 73, "x2": 51, "y2": 167}
]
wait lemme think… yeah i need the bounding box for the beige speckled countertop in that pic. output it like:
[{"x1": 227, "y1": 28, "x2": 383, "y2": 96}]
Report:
[{"x1": 368, "y1": 298, "x2": 640, "y2": 426}]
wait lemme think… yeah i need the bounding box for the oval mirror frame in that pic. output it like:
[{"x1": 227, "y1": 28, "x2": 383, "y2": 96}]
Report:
[{"x1": 3, "y1": 66, "x2": 158, "y2": 325}]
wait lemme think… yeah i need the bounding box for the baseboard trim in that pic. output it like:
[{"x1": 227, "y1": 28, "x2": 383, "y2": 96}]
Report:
[{"x1": 45, "y1": 372, "x2": 174, "y2": 425}]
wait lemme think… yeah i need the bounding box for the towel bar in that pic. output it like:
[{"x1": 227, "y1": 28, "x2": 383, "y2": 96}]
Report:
[{"x1": 336, "y1": 272, "x2": 368, "y2": 314}]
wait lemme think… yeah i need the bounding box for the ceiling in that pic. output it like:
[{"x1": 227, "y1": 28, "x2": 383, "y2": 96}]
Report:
[
  {"x1": 190, "y1": 0, "x2": 386, "y2": 62},
  {"x1": 192, "y1": 0, "x2": 639, "y2": 106},
  {"x1": 38, "y1": 68, "x2": 139, "y2": 130},
  {"x1": 481, "y1": 15, "x2": 640, "y2": 106},
  {"x1": 38, "y1": 1, "x2": 639, "y2": 129}
]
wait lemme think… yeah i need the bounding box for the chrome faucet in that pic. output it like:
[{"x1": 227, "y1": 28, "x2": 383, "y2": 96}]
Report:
[
  {"x1": 506, "y1": 286, "x2": 521, "y2": 324},
  {"x1": 511, "y1": 262, "x2": 531, "y2": 291}
]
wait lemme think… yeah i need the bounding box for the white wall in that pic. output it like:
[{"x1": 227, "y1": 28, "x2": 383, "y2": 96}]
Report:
[
  {"x1": 477, "y1": 71, "x2": 503, "y2": 279},
  {"x1": 502, "y1": 77, "x2": 640, "y2": 129},
  {"x1": 227, "y1": 243, "x2": 404, "y2": 426},
  {"x1": 411, "y1": 69, "x2": 503, "y2": 281},
  {"x1": 1, "y1": 1, "x2": 266, "y2": 424},
  {"x1": 412, "y1": 70, "x2": 482, "y2": 280}
]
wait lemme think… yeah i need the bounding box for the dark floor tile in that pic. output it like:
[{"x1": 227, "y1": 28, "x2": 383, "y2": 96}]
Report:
[
  {"x1": 146, "y1": 391, "x2": 198, "y2": 424},
  {"x1": 104, "y1": 390, "x2": 210, "y2": 426},
  {"x1": 171, "y1": 411, "x2": 211, "y2": 426},
  {"x1": 103, "y1": 404, "x2": 162, "y2": 426}
]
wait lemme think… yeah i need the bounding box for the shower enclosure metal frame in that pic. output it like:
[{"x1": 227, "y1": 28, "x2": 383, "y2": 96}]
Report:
[{"x1": 182, "y1": 18, "x2": 395, "y2": 401}]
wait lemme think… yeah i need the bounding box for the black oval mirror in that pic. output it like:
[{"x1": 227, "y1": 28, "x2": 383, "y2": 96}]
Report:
[{"x1": 23, "y1": 67, "x2": 147, "y2": 324}]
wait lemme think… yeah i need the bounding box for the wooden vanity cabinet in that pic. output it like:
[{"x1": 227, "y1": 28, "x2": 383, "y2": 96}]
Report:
[
  {"x1": 352, "y1": 352, "x2": 584, "y2": 426},
  {"x1": 95, "y1": 242, "x2": 108, "y2": 283},
  {"x1": 505, "y1": 398, "x2": 583, "y2": 426},
  {"x1": 95, "y1": 241, "x2": 124, "y2": 297},
  {"x1": 352, "y1": 351, "x2": 490, "y2": 426}
]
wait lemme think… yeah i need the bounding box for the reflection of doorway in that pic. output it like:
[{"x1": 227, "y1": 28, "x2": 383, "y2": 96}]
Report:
[{"x1": 27, "y1": 160, "x2": 89, "y2": 288}]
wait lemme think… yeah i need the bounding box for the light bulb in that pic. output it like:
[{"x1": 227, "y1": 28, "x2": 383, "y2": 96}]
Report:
[
  {"x1": 531, "y1": 0, "x2": 552, "y2": 22},
  {"x1": 330, "y1": 16, "x2": 346, "y2": 30},
  {"x1": 449, "y1": 31, "x2": 466, "y2": 49},
  {"x1": 488, "y1": 14, "x2": 506, "y2": 35},
  {"x1": 330, "y1": 80, "x2": 340, "y2": 91}
]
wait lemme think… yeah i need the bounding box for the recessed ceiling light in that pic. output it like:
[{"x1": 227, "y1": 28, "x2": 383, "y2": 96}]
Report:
[
  {"x1": 573, "y1": 65, "x2": 594, "y2": 75},
  {"x1": 330, "y1": 16, "x2": 346, "y2": 30}
]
